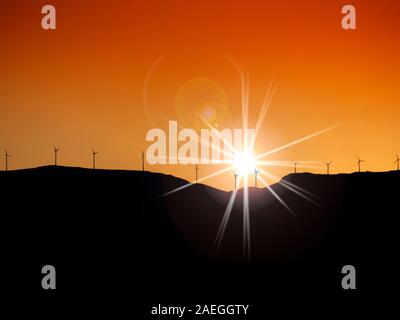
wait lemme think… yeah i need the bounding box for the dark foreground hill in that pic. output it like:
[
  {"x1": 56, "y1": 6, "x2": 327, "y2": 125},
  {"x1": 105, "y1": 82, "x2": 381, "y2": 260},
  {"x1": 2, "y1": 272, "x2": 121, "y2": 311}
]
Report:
[
  {"x1": 1, "y1": 166, "x2": 399, "y2": 261},
  {"x1": 0, "y1": 166, "x2": 398, "y2": 308}
]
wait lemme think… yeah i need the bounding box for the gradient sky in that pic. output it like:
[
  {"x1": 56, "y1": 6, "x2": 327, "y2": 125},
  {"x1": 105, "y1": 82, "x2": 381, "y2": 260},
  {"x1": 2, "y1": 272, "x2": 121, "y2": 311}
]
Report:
[{"x1": 1, "y1": 0, "x2": 400, "y2": 190}]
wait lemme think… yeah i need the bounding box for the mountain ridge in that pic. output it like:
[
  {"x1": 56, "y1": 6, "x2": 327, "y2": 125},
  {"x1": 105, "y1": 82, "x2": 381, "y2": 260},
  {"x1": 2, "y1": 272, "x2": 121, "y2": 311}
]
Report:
[
  {"x1": 0, "y1": 165, "x2": 399, "y2": 262},
  {"x1": 3, "y1": 164, "x2": 399, "y2": 194}
]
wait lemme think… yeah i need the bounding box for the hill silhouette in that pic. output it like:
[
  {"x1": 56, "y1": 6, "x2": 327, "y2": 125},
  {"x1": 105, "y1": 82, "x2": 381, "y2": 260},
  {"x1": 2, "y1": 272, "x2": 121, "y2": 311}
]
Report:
[
  {"x1": 0, "y1": 166, "x2": 398, "y2": 304},
  {"x1": 1, "y1": 166, "x2": 398, "y2": 261}
]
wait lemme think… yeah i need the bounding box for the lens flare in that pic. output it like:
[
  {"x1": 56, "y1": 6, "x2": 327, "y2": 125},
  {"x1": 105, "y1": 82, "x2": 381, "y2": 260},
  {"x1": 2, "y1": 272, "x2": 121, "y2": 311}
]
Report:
[{"x1": 161, "y1": 60, "x2": 340, "y2": 260}]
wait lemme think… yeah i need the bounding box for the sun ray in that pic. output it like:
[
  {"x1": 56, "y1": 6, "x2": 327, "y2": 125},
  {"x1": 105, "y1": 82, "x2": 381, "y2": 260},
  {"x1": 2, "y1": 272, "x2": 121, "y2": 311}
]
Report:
[
  {"x1": 249, "y1": 79, "x2": 277, "y2": 151},
  {"x1": 161, "y1": 115, "x2": 235, "y2": 161},
  {"x1": 197, "y1": 113, "x2": 240, "y2": 158},
  {"x1": 256, "y1": 124, "x2": 341, "y2": 160},
  {"x1": 265, "y1": 171, "x2": 318, "y2": 198},
  {"x1": 258, "y1": 176, "x2": 295, "y2": 215},
  {"x1": 256, "y1": 160, "x2": 320, "y2": 170},
  {"x1": 243, "y1": 175, "x2": 251, "y2": 260},
  {"x1": 240, "y1": 71, "x2": 250, "y2": 154},
  {"x1": 215, "y1": 176, "x2": 242, "y2": 251},
  {"x1": 146, "y1": 155, "x2": 233, "y2": 166},
  {"x1": 224, "y1": 54, "x2": 242, "y2": 76},
  {"x1": 160, "y1": 165, "x2": 235, "y2": 198},
  {"x1": 261, "y1": 171, "x2": 320, "y2": 207}
]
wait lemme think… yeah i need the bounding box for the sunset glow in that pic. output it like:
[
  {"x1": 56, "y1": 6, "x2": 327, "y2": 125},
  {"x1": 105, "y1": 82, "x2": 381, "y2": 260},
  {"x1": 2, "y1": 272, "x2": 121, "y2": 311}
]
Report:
[{"x1": 1, "y1": 1, "x2": 400, "y2": 191}]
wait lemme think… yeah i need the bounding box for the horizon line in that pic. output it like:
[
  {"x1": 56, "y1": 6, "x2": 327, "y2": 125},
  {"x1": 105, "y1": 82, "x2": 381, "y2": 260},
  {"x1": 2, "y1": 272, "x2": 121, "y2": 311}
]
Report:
[{"x1": 1, "y1": 164, "x2": 399, "y2": 192}]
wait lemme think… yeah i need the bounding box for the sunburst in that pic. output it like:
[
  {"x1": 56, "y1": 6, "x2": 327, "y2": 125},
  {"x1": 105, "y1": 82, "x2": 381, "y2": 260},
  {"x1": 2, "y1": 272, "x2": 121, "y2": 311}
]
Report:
[{"x1": 160, "y1": 64, "x2": 339, "y2": 260}]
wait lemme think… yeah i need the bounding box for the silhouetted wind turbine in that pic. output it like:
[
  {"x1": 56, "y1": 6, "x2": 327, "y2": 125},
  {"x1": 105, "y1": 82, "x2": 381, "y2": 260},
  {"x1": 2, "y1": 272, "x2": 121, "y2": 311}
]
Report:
[
  {"x1": 395, "y1": 154, "x2": 400, "y2": 171},
  {"x1": 195, "y1": 164, "x2": 201, "y2": 183},
  {"x1": 357, "y1": 156, "x2": 365, "y2": 172},
  {"x1": 254, "y1": 168, "x2": 260, "y2": 188},
  {"x1": 292, "y1": 161, "x2": 299, "y2": 173},
  {"x1": 323, "y1": 161, "x2": 333, "y2": 175},
  {"x1": 4, "y1": 149, "x2": 11, "y2": 172},
  {"x1": 92, "y1": 149, "x2": 98, "y2": 170},
  {"x1": 234, "y1": 170, "x2": 239, "y2": 190},
  {"x1": 141, "y1": 150, "x2": 145, "y2": 171},
  {"x1": 53, "y1": 146, "x2": 60, "y2": 166}
]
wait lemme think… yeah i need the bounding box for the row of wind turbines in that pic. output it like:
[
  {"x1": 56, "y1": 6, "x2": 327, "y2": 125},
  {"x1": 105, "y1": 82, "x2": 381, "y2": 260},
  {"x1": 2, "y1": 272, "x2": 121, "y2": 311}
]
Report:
[
  {"x1": 2, "y1": 146, "x2": 100, "y2": 171},
  {"x1": 292, "y1": 155, "x2": 399, "y2": 175},
  {"x1": 232, "y1": 169, "x2": 261, "y2": 190},
  {"x1": 229, "y1": 155, "x2": 400, "y2": 190},
  {"x1": 2, "y1": 148, "x2": 400, "y2": 190}
]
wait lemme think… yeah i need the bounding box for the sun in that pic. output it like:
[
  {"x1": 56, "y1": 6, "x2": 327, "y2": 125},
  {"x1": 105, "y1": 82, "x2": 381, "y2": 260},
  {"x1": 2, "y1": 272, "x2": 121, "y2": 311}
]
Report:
[
  {"x1": 161, "y1": 64, "x2": 339, "y2": 260},
  {"x1": 234, "y1": 151, "x2": 256, "y2": 176}
]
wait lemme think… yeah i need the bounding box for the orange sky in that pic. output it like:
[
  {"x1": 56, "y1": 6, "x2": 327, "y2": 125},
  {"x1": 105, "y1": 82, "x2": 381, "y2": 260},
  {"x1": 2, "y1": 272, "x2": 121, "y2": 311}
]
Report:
[{"x1": 1, "y1": 0, "x2": 400, "y2": 190}]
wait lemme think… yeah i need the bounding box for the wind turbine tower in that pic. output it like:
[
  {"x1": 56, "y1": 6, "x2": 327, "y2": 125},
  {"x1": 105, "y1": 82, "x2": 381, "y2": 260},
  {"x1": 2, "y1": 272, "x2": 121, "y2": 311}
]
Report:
[
  {"x1": 195, "y1": 164, "x2": 200, "y2": 183},
  {"x1": 357, "y1": 156, "x2": 365, "y2": 172},
  {"x1": 234, "y1": 171, "x2": 239, "y2": 190},
  {"x1": 254, "y1": 168, "x2": 260, "y2": 188},
  {"x1": 292, "y1": 161, "x2": 299, "y2": 174},
  {"x1": 323, "y1": 161, "x2": 333, "y2": 175},
  {"x1": 395, "y1": 154, "x2": 400, "y2": 171},
  {"x1": 4, "y1": 149, "x2": 11, "y2": 172},
  {"x1": 53, "y1": 146, "x2": 60, "y2": 166},
  {"x1": 141, "y1": 150, "x2": 145, "y2": 171},
  {"x1": 92, "y1": 149, "x2": 98, "y2": 170}
]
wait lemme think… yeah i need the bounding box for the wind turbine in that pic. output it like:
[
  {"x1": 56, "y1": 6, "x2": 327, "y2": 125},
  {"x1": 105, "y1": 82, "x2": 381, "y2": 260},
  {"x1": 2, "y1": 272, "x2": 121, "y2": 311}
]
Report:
[
  {"x1": 234, "y1": 170, "x2": 239, "y2": 190},
  {"x1": 4, "y1": 149, "x2": 11, "y2": 172},
  {"x1": 292, "y1": 161, "x2": 299, "y2": 174},
  {"x1": 195, "y1": 164, "x2": 201, "y2": 183},
  {"x1": 395, "y1": 154, "x2": 400, "y2": 171},
  {"x1": 92, "y1": 149, "x2": 98, "y2": 170},
  {"x1": 53, "y1": 146, "x2": 60, "y2": 166},
  {"x1": 141, "y1": 150, "x2": 145, "y2": 171},
  {"x1": 356, "y1": 156, "x2": 365, "y2": 172},
  {"x1": 323, "y1": 161, "x2": 333, "y2": 175},
  {"x1": 254, "y1": 168, "x2": 260, "y2": 188}
]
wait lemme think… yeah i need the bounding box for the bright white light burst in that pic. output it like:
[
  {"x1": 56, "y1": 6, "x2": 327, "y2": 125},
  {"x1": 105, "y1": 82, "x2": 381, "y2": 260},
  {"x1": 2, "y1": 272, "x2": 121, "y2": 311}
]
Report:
[
  {"x1": 161, "y1": 57, "x2": 340, "y2": 261},
  {"x1": 234, "y1": 151, "x2": 257, "y2": 176}
]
